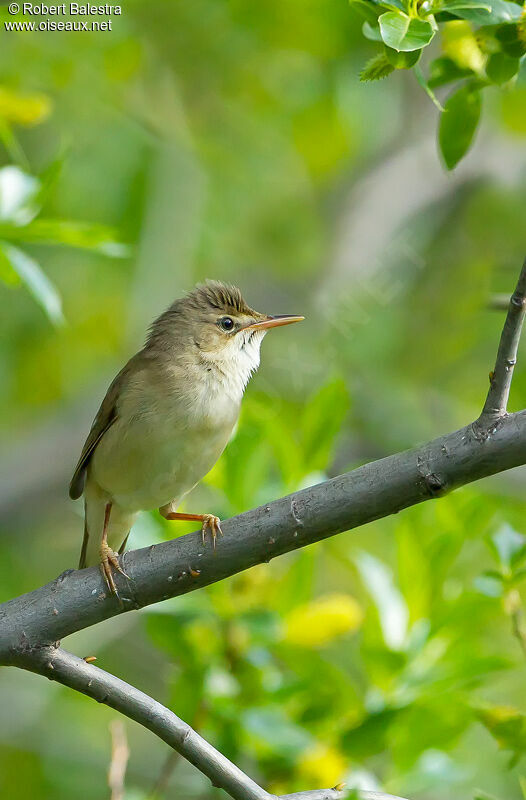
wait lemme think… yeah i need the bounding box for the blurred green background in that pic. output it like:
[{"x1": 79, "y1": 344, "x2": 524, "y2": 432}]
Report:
[{"x1": 1, "y1": 2, "x2": 526, "y2": 799}]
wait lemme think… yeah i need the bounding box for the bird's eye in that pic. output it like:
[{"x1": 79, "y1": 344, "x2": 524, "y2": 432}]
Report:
[{"x1": 219, "y1": 316, "x2": 235, "y2": 332}]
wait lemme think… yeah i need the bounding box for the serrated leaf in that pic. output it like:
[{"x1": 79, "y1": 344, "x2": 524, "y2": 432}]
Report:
[
  {"x1": 0, "y1": 241, "x2": 64, "y2": 325},
  {"x1": 438, "y1": 83, "x2": 481, "y2": 169},
  {"x1": 360, "y1": 51, "x2": 395, "y2": 81},
  {"x1": 379, "y1": 11, "x2": 436, "y2": 51}
]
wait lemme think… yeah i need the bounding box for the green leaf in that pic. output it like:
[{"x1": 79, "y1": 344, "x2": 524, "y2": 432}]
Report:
[
  {"x1": 300, "y1": 379, "x2": 350, "y2": 472},
  {"x1": 510, "y1": 568, "x2": 526, "y2": 586},
  {"x1": 385, "y1": 44, "x2": 422, "y2": 67},
  {"x1": 519, "y1": 775, "x2": 526, "y2": 799},
  {"x1": 379, "y1": 11, "x2": 436, "y2": 51},
  {"x1": 371, "y1": 0, "x2": 407, "y2": 10},
  {"x1": 360, "y1": 51, "x2": 395, "y2": 81},
  {"x1": 486, "y1": 51, "x2": 521, "y2": 83},
  {"x1": 0, "y1": 166, "x2": 40, "y2": 223},
  {"x1": 0, "y1": 245, "x2": 20, "y2": 285},
  {"x1": 442, "y1": 0, "x2": 491, "y2": 14},
  {"x1": 476, "y1": 706, "x2": 526, "y2": 761},
  {"x1": 363, "y1": 20, "x2": 384, "y2": 39},
  {"x1": 447, "y1": 0, "x2": 523, "y2": 24},
  {"x1": 489, "y1": 525, "x2": 526, "y2": 570},
  {"x1": 0, "y1": 121, "x2": 29, "y2": 170},
  {"x1": 349, "y1": 0, "x2": 383, "y2": 24},
  {"x1": 495, "y1": 23, "x2": 526, "y2": 57},
  {"x1": 428, "y1": 56, "x2": 474, "y2": 87},
  {"x1": 242, "y1": 707, "x2": 312, "y2": 758},
  {"x1": 438, "y1": 84, "x2": 482, "y2": 169},
  {"x1": 0, "y1": 241, "x2": 64, "y2": 325},
  {"x1": 473, "y1": 574, "x2": 503, "y2": 597},
  {"x1": 0, "y1": 219, "x2": 130, "y2": 257}
]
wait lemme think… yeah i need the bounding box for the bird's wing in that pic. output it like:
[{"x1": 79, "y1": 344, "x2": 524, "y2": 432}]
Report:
[{"x1": 69, "y1": 365, "x2": 128, "y2": 500}]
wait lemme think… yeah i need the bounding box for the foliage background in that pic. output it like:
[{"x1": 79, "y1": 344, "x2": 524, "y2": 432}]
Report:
[{"x1": 1, "y1": 1, "x2": 526, "y2": 799}]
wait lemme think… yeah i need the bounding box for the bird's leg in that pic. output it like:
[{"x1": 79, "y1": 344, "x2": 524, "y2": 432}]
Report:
[
  {"x1": 100, "y1": 502, "x2": 129, "y2": 595},
  {"x1": 160, "y1": 510, "x2": 223, "y2": 549}
]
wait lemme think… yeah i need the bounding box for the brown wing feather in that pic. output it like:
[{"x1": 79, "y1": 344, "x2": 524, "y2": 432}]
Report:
[{"x1": 69, "y1": 366, "x2": 128, "y2": 500}]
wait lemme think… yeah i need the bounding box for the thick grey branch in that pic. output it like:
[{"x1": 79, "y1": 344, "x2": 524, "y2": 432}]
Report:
[
  {"x1": 1, "y1": 410, "x2": 526, "y2": 658},
  {"x1": 14, "y1": 646, "x2": 406, "y2": 800},
  {"x1": 482, "y1": 257, "x2": 526, "y2": 418}
]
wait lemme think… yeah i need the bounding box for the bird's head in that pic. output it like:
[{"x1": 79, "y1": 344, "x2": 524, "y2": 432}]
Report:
[{"x1": 148, "y1": 280, "x2": 303, "y2": 389}]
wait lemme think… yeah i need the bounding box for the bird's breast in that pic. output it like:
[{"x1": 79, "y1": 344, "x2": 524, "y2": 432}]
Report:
[{"x1": 90, "y1": 377, "x2": 240, "y2": 512}]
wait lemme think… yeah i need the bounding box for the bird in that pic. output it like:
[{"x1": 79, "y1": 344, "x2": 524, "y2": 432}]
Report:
[{"x1": 69, "y1": 281, "x2": 304, "y2": 594}]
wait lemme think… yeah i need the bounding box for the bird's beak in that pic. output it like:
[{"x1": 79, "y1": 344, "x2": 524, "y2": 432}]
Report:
[{"x1": 241, "y1": 314, "x2": 305, "y2": 332}]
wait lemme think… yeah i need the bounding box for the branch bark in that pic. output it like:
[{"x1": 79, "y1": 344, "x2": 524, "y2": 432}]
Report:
[
  {"x1": 481, "y1": 257, "x2": 526, "y2": 419},
  {"x1": 2, "y1": 409, "x2": 526, "y2": 656},
  {"x1": 2, "y1": 257, "x2": 525, "y2": 800}
]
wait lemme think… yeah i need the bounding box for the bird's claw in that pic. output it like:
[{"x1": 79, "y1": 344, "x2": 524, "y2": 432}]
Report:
[
  {"x1": 201, "y1": 514, "x2": 223, "y2": 549},
  {"x1": 100, "y1": 541, "x2": 129, "y2": 596}
]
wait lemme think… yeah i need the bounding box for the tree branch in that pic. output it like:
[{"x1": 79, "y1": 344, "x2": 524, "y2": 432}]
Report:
[
  {"x1": 481, "y1": 257, "x2": 526, "y2": 419},
  {"x1": 2, "y1": 409, "x2": 526, "y2": 657},
  {"x1": 2, "y1": 257, "x2": 525, "y2": 800},
  {"x1": 15, "y1": 646, "x2": 406, "y2": 800}
]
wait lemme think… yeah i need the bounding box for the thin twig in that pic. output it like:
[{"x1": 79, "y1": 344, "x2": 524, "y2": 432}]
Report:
[
  {"x1": 108, "y1": 720, "x2": 129, "y2": 800},
  {"x1": 148, "y1": 749, "x2": 181, "y2": 799},
  {"x1": 510, "y1": 607, "x2": 526, "y2": 661},
  {"x1": 504, "y1": 588, "x2": 526, "y2": 661},
  {"x1": 148, "y1": 703, "x2": 204, "y2": 799},
  {"x1": 481, "y1": 258, "x2": 526, "y2": 419}
]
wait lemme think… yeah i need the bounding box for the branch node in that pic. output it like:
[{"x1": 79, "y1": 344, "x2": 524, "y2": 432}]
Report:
[
  {"x1": 480, "y1": 258, "x2": 526, "y2": 420},
  {"x1": 424, "y1": 472, "x2": 447, "y2": 497}
]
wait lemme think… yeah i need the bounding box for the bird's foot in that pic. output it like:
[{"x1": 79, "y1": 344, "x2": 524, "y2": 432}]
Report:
[
  {"x1": 100, "y1": 541, "x2": 129, "y2": 596},
  {"x1": 200, "y1": 514, "x2": 223, "y2": 549},
  {"x1": 161, "y1": 509, "x2": 223, "y2": 549}
]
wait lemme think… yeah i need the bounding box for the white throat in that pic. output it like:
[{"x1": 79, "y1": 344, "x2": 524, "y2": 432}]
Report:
[{"x1": 204, "y1": 329, "x2": 266, "y2": 400}]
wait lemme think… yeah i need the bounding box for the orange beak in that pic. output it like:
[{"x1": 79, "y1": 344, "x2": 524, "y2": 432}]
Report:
[{"x1": 241, "y1": 314, "x2": 305, "y2": 332}]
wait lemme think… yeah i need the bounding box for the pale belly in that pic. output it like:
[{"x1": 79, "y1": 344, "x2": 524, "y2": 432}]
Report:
[{"x1": 90, "y1": 410, "x2": 236, "y2": 512}]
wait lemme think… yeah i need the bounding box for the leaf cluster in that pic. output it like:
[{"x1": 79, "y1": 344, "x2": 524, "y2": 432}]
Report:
[{"x1": 353, "y1": 0, "x2": 525, "y2": 166}]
